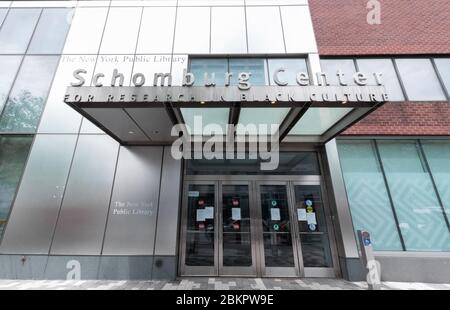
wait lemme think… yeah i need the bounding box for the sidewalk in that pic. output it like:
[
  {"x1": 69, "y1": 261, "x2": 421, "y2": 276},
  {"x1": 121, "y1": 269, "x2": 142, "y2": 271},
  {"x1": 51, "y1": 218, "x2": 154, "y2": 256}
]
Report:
[{"x1": 0, "y1": 278, "x2": 449, "y2": 290}]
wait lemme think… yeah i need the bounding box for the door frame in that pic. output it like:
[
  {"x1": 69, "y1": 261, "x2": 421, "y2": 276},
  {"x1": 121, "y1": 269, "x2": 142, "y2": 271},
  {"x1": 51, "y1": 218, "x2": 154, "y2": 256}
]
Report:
[
  {"x1": 219, "y1": 180, "x2": 258, "y2": 276},
  {"x1": 255, "y1": 180, "x2": 302, "y2": 277},
  {"x1": 179, "y1": 180, "x2": 219, "y2": 276},
  {"x1": 179, "y1": 175, "x2": 341, "y2": 278}
]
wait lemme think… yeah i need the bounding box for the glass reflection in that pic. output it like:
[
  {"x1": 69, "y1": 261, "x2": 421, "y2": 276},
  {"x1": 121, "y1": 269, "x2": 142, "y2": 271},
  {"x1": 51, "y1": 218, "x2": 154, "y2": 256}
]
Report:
[
  {"x1": 395, "y1": 59, "x2": 446, "y2": 101},
  {"x1": 0, "y1": 136, "x2": 33, "y2": 238},
  {"x1": 0, "y1": 56, "x2": 22, "y2": 113},
  {"x1": 0, "y1": 56, "x2": 59, "y2": 133},
  {"x1": 185, "y1": 184, "x2": 216, "y2": 266},
  {"x1": 260, "y1": 185, "x2": 295, "y2": 267},
  {"x1": 294, "y1": 185, "x2": 333, "y2": 267},
  {"x1": 28, "y1": 8, "x2": 72, "y2": 54},
  {"x1": 377, "y1": 140, "x2": 450, "y2": 251},
  {"x1": 222, "y1": 185, "x2": 252, "y2": 266},
  {"x1": 0, "y1": 9, "x2": 41, "y2": 54}
]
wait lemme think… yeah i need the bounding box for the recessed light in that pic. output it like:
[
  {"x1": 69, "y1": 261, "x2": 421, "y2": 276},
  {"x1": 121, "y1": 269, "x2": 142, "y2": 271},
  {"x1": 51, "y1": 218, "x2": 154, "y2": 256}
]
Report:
[{"x1": 128, "y1": 131, "x2": 135, "y2": 134}]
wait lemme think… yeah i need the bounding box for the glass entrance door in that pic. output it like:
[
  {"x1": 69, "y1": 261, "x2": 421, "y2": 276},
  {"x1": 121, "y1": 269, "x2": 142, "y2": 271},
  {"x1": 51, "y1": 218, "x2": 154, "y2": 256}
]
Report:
[
  {"x1": 180, "y1": 181, "x2": 257, "y2": 276},
  {"x1": 256, "y1": 182, "x2": 301, "y2": 277},
  {"x1": 219, "y1": 182, "x2": 257, "y2": 275},
  {"x1": 180, "y1": 179, "x2": 338, "y2": 277},
  {"x1": 292, "y1": 183, "x2": 336, "y2": 277}
]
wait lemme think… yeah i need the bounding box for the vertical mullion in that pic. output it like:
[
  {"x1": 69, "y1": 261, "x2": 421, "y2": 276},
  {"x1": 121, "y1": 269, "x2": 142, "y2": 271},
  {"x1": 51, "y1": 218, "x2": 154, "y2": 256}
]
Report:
[
  {"x1": 417, "y1": 140, "x2": 450, "y2": 231},
  {"x1": 373, "y1": 139, "x2": 407, "y2": 251}
]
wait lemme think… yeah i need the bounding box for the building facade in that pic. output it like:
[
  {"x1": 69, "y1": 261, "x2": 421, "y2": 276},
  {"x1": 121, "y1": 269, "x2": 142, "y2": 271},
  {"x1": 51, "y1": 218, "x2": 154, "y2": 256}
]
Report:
[{"x1": 0, "y1": 0, "x2": 449, "y2": 283}]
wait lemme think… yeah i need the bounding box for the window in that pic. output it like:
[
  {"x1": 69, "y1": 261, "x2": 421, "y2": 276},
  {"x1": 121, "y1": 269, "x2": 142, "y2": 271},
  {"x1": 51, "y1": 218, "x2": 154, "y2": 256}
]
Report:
[
  {"x1": 421, "y1": 141, "x2": 450, "y2": 221},
  {"x1": 395, "y1": 59, "x2": 446, "y2": 101},
  {"x1": 0, "y1": 56, "x2": 59, "y2": 133},
  {"x1": 0, "y1": 136, "x2": 33, "y2": 237},
  {"x1": 27, "y1": 8, "x2": 72, "y2": 54},
  {"x1": 356, "y1": 59, "x2": 405, "y2": 101},
  {"x1": 190, "y1": 58, "x2": 228, "y2": 86},
  {"x1": 338, "y1": 139, "x2": 450, "y2": 252},
  {"x1": 0, "y1": 9, "x2": 41, "y2": 54},
  {"x1": 0, "y1": 56, "x2": 22, "y2": 112},
  {"x1": 434, "y1": 58, "x2": 450, "y2": 96},
  {"x1": 320, "y1": 59, "x2": 357, "y2": 85},
  {"x1": 338, "y1": 140, "x2": 403, "y2": 251}
]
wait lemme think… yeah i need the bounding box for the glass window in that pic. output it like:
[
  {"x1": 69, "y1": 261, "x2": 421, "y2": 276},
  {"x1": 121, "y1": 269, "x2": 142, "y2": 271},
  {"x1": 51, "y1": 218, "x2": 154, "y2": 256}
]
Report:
[
  {"x1": 0, "y1": 136, "x2": 33, "y2": 237},
  {"x1": 173, "y1": 7, "x2": 210, "y2": 54},
  {"x1": 395, "y1": 59, "x2": 446, "y2": 101},
  {"x1": 237, "y1": 108, "x2": 290, "y2": 135},
  {"x1": 100, "y1": 7, "x2": 142, "y2": 54},
  {"x1": 356, "y1": 59, "x2": 405, "y2": 101},
  {"x1": 246, "y1": 6, "x2": 285, "y2": 54},
  {"x1": 136, "y1": 7, "x2": 176, "y2": 54},
  {"x1": 180, "y1": 108, "x2": 230, "y2": 136},
  {"x1": 320, "y1": 59, "x2": 357, "y2": 85},
  {"x1": 211, "y1": 7, "x2": 247, "y2": 54},
  {"x1": 27, "y1": 8, "x2": 72, "y2": 54},
  {"x1": 63, "y1": 8, "x2": 108, "y2": 54},
  {"x1": 421, "y1": 140, "x2": 450, "y2": 221},
  {"x1": 190, "y1": 58, "x2": 228, "y2": 86},
  {"x1": 377, "y1": 140, "x2": 450, "y2": 251},
  {"x1": 268, "y1": 58, "x2": 308, "y2": 86},
  {"x1": 186, "y1": 152, "x2": 320, "y2": 176},
  {"x1": 289, "y1": 107, "x2": 353, "y2": 135},
  {"x1": 337, "y1": 140, "x2": 403, "y2": 251},
  {"x1": 0, "y1": 56, "x2": 59, "y2": 133},
  {"x1": 0, "y1": 56, "x2": 22, "y2": 112},
  {"x1": 0, "y1": 9, "x2": 41, "y2": 54},
  {"x1": 434, "y1": 58, "x2": 450, "y2": 97},
  {"x1": 229, "y1": 58, "x2": 268, "y2": 86}
]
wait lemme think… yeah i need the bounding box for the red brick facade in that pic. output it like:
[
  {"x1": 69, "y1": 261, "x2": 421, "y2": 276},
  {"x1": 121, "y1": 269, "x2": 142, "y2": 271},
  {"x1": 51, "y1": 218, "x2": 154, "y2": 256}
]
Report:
[
  {"x1": 309, "y1": 0, "x2": 450, "y2": 136},
  {"x1": 309, "y1": 0, "x2": 450, "y2": 56},
  {"x1": 344, "y1": 102, "x2": 450, "y2": 136}
]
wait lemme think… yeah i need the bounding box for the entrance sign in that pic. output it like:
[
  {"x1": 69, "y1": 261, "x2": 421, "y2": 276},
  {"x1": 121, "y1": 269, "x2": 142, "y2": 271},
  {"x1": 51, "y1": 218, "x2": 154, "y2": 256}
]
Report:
[{"x1": 63, "y1": 68, "x2": 387, "y2": 146}]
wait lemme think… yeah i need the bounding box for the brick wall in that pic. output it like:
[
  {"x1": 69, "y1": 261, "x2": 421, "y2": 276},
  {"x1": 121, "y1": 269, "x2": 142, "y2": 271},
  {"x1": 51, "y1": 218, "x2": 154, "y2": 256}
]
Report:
[
  {"x1": 342, "y1": 102, "x2": 450, "y2": 136},
  {"x1": 309, "y1": 0, "x2": 450, "y2": 136},
  {"x1": 309, "y1": 0, "x2": 450, "y2": 55}
]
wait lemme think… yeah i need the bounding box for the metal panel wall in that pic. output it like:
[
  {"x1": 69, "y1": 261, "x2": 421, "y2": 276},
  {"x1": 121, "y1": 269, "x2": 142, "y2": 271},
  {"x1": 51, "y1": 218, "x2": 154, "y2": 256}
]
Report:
[
  {"x1": 102, "y1": 146, "x2": 163, "y2": 255},
  {"x1": 154, "y1": 147, "x2": 182, "y2": 256},
  {"x1": 0, "y1": 135, "x2": 77, "y2": 254},
  {"x1": 50, "y1": 135, "x2": 119, "y2": 255}
]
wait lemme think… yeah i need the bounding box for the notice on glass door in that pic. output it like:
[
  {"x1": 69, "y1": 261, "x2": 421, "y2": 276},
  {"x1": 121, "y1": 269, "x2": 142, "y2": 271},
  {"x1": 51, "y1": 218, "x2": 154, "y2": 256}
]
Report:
[
  {"x1": 196, "y1": 209, "x2": 206, "y2": 222},
  {"x1": 232, "y1": 208, "x2": 241, "y2": 220},
  {"x1": 306, "y1": 212, "x2": 317, "y2": 225},
  {"x1": 297, "y1": 209, "x2": 307, "y2": 221},
  {"x1": 270, "y1": 208, "x2": 281, "y2": 221},
  {"x1": 204, "y1": 206, "x2": 214, "y2": 219}
]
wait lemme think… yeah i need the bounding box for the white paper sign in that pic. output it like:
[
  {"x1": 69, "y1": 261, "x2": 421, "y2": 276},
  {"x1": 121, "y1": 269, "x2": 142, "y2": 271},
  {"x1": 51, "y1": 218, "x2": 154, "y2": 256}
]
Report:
[
  {"x1": 188, "y1": 191, "x2": 199, "y2": 197},
  {"x1": 204, "y1": 206, "x2": 214, "y2": 219},
  {"x1": 297, "y1": 209, "x2": 307, "y2": 221},
  {"x1": 232, "y1": 208, "x2": 241, "y2": 220},
  {"x1": 270, "y1": 208, "x2": 281, "y2": 221},
  {"x1": 306, "y1": 212, "x2": 317, "y2": 225},
  {"x1": 196, "y1": 209, "x2": 205, "y2": 222}
]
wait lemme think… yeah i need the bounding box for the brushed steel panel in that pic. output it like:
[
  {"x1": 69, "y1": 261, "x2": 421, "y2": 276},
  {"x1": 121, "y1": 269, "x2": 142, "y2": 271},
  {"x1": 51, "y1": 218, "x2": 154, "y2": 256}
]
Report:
[
  {"x1": 83, "y1": 108, "x2": 150, "y2": 143},
  {"x1": 102, "y1": 146, "x2": 163, "y2": 255},
  {"x1": 0, "y1": 135, "x2": 77, "y2": 254},
  {"x1": 154, "y1": 147, "x2": 182, "y2": 256},
  {"x1": 50, "y1": 135, "x2": 119, "y2": 255},
  {"x1": 125, "y1": 108, "x2": 175, "y2": 142}
]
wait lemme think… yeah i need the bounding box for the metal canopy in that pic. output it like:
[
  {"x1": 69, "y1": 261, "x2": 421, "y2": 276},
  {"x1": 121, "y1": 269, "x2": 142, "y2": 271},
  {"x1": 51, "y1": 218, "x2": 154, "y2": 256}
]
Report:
[{"x1": 65, "y1": 85, "x2": 386, "y2": 145}]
